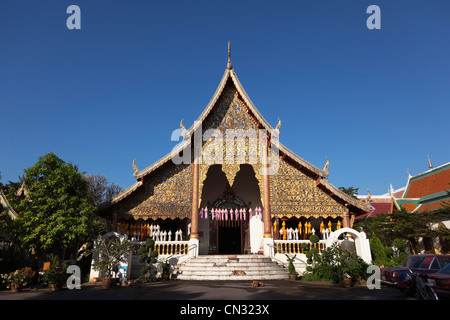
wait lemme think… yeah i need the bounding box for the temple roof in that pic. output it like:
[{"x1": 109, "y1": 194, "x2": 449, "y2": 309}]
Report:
[
  {"x1": 0, "y1": 189, "x2": 18, "y2": 220},
  {"x1": 357, "y1": 162, "x2": 450, "y2": 217},
  {"x1": 107, "y1": 46, "x2": 370, "y2": 214},
  {"x1": 402, "y1": 162, "x2": 450, "y2": 199},
  {"x1": 397, "y1": 162, "x2": 450, "y2": 213}
]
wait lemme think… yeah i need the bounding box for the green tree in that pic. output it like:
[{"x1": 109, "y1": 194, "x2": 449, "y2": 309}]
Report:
[
  {"x1": 84, "y1": 173, "x2": 122, "y2": 207},
  {"x1": 10, "y1": 153, "x2": 98, "y2": 260},
  {"x1": 137, "y1": 238, "x2": 159, "y2": 281},
  {"x1": 357, "y1": 207, "x2": 450, "y2": 255},
  {"x1": 338, "y1": 186, "x2": 359, "y2": 199}
]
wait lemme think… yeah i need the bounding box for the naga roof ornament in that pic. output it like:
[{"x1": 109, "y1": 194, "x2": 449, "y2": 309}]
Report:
[{"x1": 132, "y1": 159, "x2": 139, "y2": 178}]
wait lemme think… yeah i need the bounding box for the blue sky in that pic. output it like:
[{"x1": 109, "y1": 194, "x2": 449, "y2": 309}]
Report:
[{"x1": 1, "y1": 0, "x2": 449, "y2": 196}]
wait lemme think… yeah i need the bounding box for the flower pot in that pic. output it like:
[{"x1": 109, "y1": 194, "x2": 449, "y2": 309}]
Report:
[
  {"x1": 11, "y1": 284, "x2": 23, "y2": 293},
  {"x1": 102, "y1": 279, "x2": 113, "y2": 289},
  {"x1": 340, "y1": 277, "x2": 352, "y2": 288},
  {"x1": 51, "y1": 283, "x2": 63, "y2": 291},
  {"x1": 289, "y1": 274, "x2": 297, "y2": 280},
  {"x1": 162, "y1": 274, "x2": 170, "y2": 281}
]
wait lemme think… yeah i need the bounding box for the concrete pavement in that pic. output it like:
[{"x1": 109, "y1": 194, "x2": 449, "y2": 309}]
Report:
[{"x1": 0, "y1": 280, "x2": 406, "y2": 300}]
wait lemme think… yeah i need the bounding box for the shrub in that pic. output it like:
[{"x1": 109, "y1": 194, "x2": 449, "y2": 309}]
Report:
[
  {"x1": 138, "y1": 237, "x2": 159, "y2": 281},
  {"x1": 309, "y1": 234, "x2": 320, "y2": 244},
  {"x1": 370, "y1": 233, "x2": 390, "y2": 266},
  {"x1": 1, "y1": 267, "x2": 35, "y2": 289},
  {"x1": 285, "y1": 254, "x2": 297, "y2": 275},
  {"x1": 304, "y1": 244, "x2": 369, "y2": 285}
]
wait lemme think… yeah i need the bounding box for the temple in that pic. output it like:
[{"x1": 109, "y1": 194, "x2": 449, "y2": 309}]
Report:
[
  {"x1": 98, "y1": 44, "x2": 370, "y2": 261},
  {"x1": 98, "y1": 44, "x2": 371, "y2": 259}
]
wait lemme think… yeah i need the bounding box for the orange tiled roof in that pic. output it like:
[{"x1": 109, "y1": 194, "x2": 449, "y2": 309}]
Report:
[
  {"x1": 416, "y1": 201, "x2": 448, "y2": 213},
  {"x1": 402, "y1": 203, "x2": 417, "y2": 211},
  {"x1": 404, "y1": 167, "x2": 450, "y2": 198}
]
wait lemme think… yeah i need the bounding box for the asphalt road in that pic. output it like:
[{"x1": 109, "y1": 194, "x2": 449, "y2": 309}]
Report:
[
  {"x1": 3, "y1": 280, "x2": 446, "y2": 318},
  {"x1": 0, "y1": 280, "x2": 406, "y2": 300}
]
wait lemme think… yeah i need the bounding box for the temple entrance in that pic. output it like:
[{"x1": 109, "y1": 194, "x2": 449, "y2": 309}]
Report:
[
  {"x1": 218, "y1": 221, "x2": 242, "y2": 254},
  {"x1": 200, "y1": 164, "x2": 262, "y2": 255}
]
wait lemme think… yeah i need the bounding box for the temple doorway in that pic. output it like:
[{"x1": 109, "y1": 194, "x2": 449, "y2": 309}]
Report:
[
  {"x1": 200, "y1": 164, "x2": 262, "y2": 255},
  {"x1": 218, "y1": 220, "x2": 242, "y2": 254},
  {"x1": 211, "y1": 191, "x2": 247, "y2": 255}
]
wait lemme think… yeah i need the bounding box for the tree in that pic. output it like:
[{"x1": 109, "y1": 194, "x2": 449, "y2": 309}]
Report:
[
  {"x1": 338, "y1": 186, "x2": 359, "y2": 199},
  {"x1": 357, "y1": 207, "x2": 450, "y2": 254},
  {"x1": 10, "y1": 153, "x2": 98, "y2": 259},
  {"x1": 84, "y1": 173, "x2": 122, "y2": 207},
  {"x1": 137, "y1": 238, "x2": 159, "y2": 281}
]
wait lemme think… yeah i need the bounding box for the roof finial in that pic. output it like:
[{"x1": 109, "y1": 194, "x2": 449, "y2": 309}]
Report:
[
  {"x1": 132, "y1": 158, "x2": 139, "y2": 178},
  {"x1": 275, "y1": 118, "x2": 281, "y2": 130},
  {"x1": 323, "y1": 156, "x2": 330, "y2": 178},
  {"x1": 227, "y1": 41, "x2": 232, "y2": 70},
  {"x1": 427, "y1": 154, "x2": 433, "y2": 168}
]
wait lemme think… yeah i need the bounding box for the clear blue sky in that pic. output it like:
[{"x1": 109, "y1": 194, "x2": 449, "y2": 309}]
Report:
[{"x1": 1, "y1": 0, "x2": 449, "y2": 196}]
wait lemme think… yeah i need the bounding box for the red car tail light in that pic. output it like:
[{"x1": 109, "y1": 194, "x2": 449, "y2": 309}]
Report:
[{"x1": 436, "y1": 279, "x2": 450, "y2": 288}]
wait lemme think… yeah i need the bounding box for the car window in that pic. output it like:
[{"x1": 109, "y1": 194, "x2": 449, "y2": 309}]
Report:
[
  {"x1": 431, "y1": 259, "x2": 440, "y2": 270},
  {"x1": 436, "y1": 257, "x2": 450, "y2": 269},
  {"x1": 402, "y1": 256, "x2": 426, "y2": 268},
  {"x1": 437, "y1": 263, "x2": 450, "y2": 275}
]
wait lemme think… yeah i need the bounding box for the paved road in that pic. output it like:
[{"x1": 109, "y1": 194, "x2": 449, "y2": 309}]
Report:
[{"x1": 0, "y1": 280, "x2": 405, "y2": 300}]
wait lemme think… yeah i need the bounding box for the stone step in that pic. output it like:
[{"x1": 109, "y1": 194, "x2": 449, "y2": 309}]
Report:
[
  {"x1": 175, "y1": 274, "x2": 288, "y2": 281},
  {"x1": 181, "y1": 261, "x2": 276, "y2": 267},
  {"x1": 178, "y1": 264, "x2": 279, "y2": 272},
  {"x1": 173, "y1": 254, "x2": 289, "y2": 281},
  {"x1": 191, "y1": 257, "x2": 273, "y2": 262}
]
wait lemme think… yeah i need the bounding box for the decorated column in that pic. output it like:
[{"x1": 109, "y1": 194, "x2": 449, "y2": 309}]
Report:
[
  {"x1": 190, "y1": 157, "x2": 200, "y2": 240},
  {"x1": 262, "y1": 142, "x2": 274, "y2": 257}
]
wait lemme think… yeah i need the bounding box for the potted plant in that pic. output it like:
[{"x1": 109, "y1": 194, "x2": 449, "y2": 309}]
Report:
[
  {"x1": 285, "y1": 254, "x2": 297, "y2": 280},
  {"x1": 137, "y1": 238, "x2": 158, "y2": 282},
  {"x1": 93, "y1": 235, "x2": 132, "y2": 289},
  {"x1": 41, "y1": 256, "x2": 68, "y2": 291},
  {"x1": 1, "y1": 267, "x2": 35, "y2": 292},
  {"x1": 332, "y1": 244, "x2": 369, "y2": 288},
  {"x1": 161, "y1": 261, "x2": 171, "y2": 281}
]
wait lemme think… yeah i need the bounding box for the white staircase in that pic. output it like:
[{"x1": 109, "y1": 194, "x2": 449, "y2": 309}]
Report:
[{"x1": 172, "y1": 255, "x2": 289, "y2": 280}]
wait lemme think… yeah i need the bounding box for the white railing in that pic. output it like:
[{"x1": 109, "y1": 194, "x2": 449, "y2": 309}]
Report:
[
  {"x1": 131, "y1": 240, "x2": 191, "y2": 256},
  {"x1": 273, "y1": 240, "x2": 328, "y2": 255}
]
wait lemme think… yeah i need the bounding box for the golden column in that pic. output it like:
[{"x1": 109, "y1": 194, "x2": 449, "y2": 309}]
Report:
[
  {"x1": 190, "y1": 156, "x2": 200, "y2": 239},
  {"x1": 262, "y1": 143, "x2": 272, "y2": 238}
]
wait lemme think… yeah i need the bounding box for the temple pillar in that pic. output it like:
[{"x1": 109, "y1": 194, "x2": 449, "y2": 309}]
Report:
[
  {"x1": 190, "y1": 157, "x2": 200, "y2": 240},
  {"x1": 111, "y1": 207, "x2": 118, "y2": 232},
  {"x1": 343, "y1": 210, "x2": 350, "y2": 228},
  {"x1": 262, "y1": 151, "x2": 272, "y2": 239}
]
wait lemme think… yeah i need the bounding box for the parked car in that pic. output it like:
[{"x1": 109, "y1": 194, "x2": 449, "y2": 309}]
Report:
[
  {"x1": 427, "y1": 262, "x2": 450, "y2": 299},
  {"x1": 381, "y1": 254, "x2": 450, "y2": 291}
]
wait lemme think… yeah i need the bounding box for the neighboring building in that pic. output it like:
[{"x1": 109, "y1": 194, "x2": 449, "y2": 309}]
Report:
[
  {"x1": 97, "y1": 45, "x2": 370, "y2": 256},
  {"x1": 395, "y1": 162, "x2": 450, "y2": 213},
  {"x1": 358, "y1": 162, "x2": 450, "y2": 217},
  {"x1": 356, "y1": 187, "x2": 405, "y2": 219},
  {"x1": 0, "y1": 189, "x2": 18, "y2": 221},
  {"x1": 0, "y1": 189, "x2": 18, "y2": 241},
  {"x1": 356, "y1": 162, "x2": 450, "y2": 253}
]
